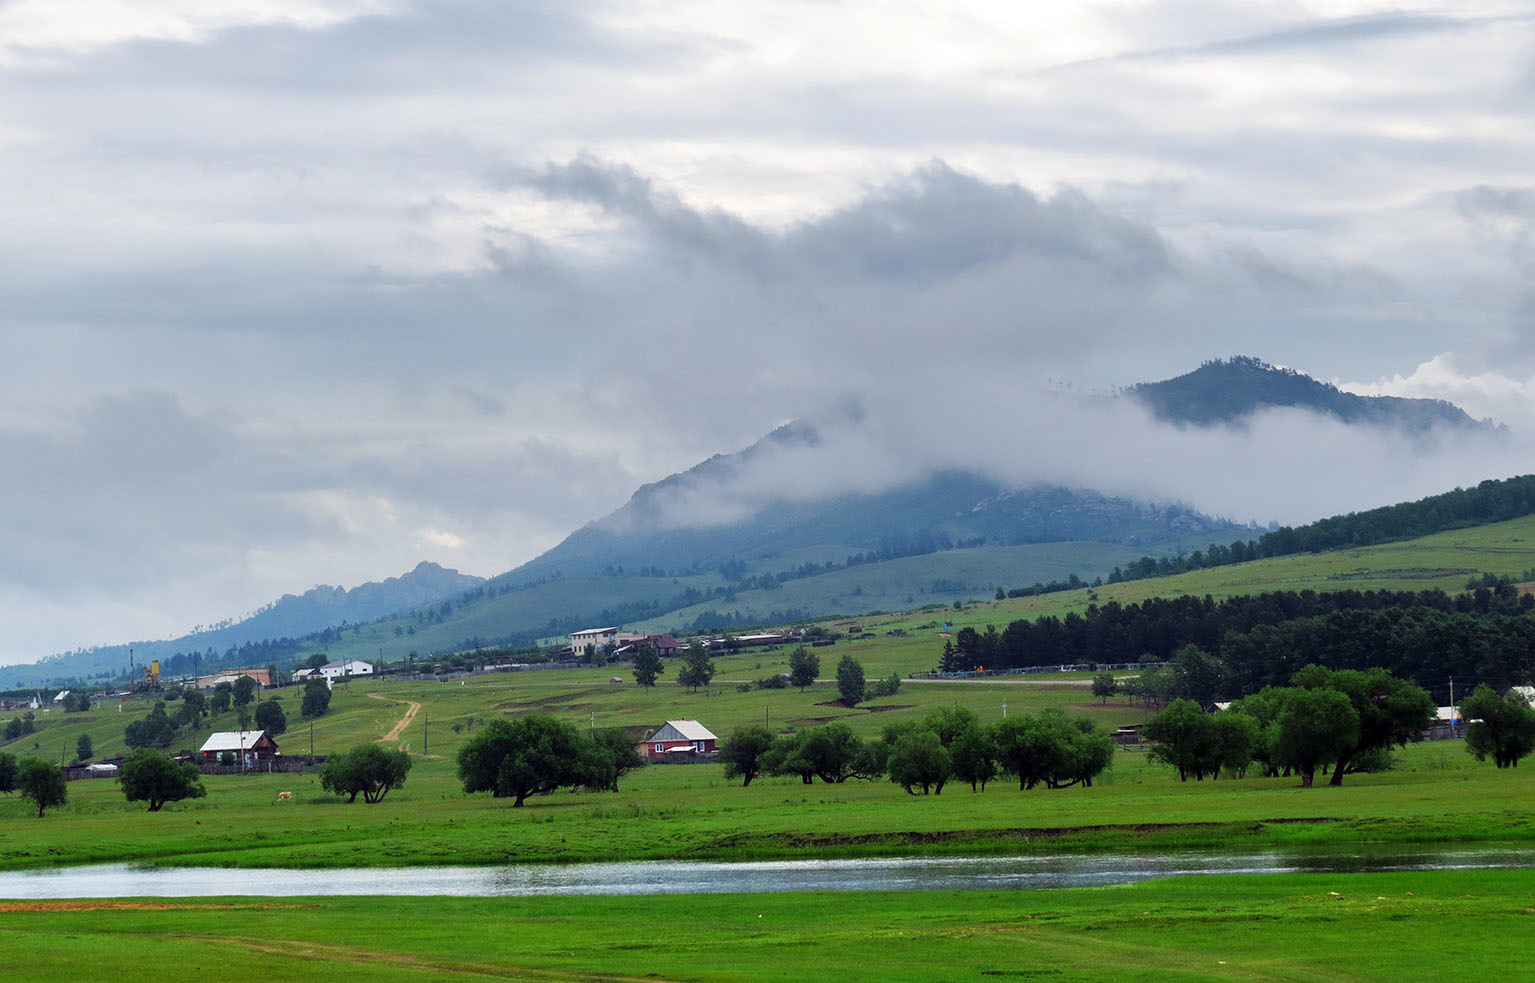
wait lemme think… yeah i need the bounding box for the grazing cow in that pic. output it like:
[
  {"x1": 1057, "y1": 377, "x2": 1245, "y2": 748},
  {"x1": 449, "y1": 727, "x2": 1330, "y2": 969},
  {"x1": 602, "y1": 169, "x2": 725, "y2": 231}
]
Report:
[{"x1": 276, "y1": 791, "x2": 292, "y2": 801}]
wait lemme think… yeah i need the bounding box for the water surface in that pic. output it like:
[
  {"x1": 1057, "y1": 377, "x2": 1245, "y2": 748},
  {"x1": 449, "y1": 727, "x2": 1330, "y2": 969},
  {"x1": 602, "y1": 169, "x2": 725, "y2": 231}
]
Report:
[{"x1": 2, "y1": 847, "x2": 1530, "y2": 899}]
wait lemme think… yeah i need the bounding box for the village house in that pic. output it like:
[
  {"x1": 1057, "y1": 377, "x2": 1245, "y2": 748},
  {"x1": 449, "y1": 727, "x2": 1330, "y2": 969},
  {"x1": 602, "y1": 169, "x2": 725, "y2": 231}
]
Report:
[
  {"x1": 644, "y1": 720, "x2": 717, "y2": 762},
  {"x1": 569, "y1": 627, "x2": 620, "y2": 657},
  {"x1": 570, "y1": 628, "x2": 682, "y2": 660},
  {"x1": 199, "y1": 730, "x2": 279, "y2": 764}
]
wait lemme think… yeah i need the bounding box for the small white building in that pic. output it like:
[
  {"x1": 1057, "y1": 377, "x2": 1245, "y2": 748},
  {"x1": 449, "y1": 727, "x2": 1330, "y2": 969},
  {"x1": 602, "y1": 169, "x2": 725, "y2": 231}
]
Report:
[
  {"x1": 294, "y1": 660, "x2": 374, "y2": 682},
  {"x1": 570, "y1": 627, "x2": 619, "y2": 656}
]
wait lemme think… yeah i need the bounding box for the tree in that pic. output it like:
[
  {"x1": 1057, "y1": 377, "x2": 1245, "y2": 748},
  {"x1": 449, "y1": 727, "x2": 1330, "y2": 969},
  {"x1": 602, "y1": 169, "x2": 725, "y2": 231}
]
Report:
[
  {"x1": 320, "y1": 744, "x2": 412, "y2": 804},
  {"x1": 61, "y1": 691, "x2": 92, "y2": 712},
  {"x1": 631, "y1": 641, "x2": 664, "y2": 688},
  {"x1": 124, "y1": 702, "x2": 177, "y2": 749},
  {"x1": 1143, "y1": 700, "x2": 1220, "y2": 781},
  {"x1": 949, "y1": 724, "x2": 996, "y2": 792},
  {"x1": 836, "y1": 655, "x2": 865, "y2": 706},
  {"x1": 761, "y1": 731, "x2": 816, "y2": 784},
  {"x1": 17, "y1": 759, "x2": 67, "y2": 817},
  {"x1": 210, "y1": 682, "x2": 233, "y2": 715},
  {"x1": 301, "y1": 679, "x2": 332, "y2": 719},
  {"x1": 1171, "y1": 644, "x2": 1229, "y2": 704},
  {"x1": 118, "y1": 748, "x2": 207, "y2": 812},
  {"x1": 457, "y1": 714, "x2": 601, "y2": 806},
  {"x1": 1274, "y1": 687, "x2": 1359, "y2": 787},
  {"x1": 0, "y1": 751, "x2": 16, "y2": 792},
  {"x1": 1291, "y1": 665, "x2": 1435, "y2": 785},
  {"x1": 677, "y1": 642, "x2": 715, "y2": 693},
  {"x1": 174, "y1": 690, "x2": 206, "y2": 730},
  {"x1": 800, "y1": 722, "x2": 882, "y2": 783},
  {"x1": 1459, "y1": 685, "x2": 1535, "y2": 769},
  {"x1": 254, "y1": 698, "x2": 288, "y2": 737},
  {"x1": 787, "y1": 646, "x2": 820, "y2": 692},
  {"x1": 887, "y1": 729, "x2": 951, "y2": 795},
  {"x1": 232, "y1": 675, "x2": 257, "y2": 709},
  {"x1": 992, "y1": 712, "x2": 1113, "y2": 790},
  {"x1": 587, "y1": 727, "x2": 646, "y2": 792},
  {"x1": 75, "y1": 734, "x2": 93, "y2": 763},
  {"x1": 1091, "y1": 672, "x2": 1118, "y2": 704},
  {"x1": 305, "y1": 652, "x2": 330, "y2": 670},
  {"x1": 719, "y1": 725, "x2": 776, "y2": 786}
]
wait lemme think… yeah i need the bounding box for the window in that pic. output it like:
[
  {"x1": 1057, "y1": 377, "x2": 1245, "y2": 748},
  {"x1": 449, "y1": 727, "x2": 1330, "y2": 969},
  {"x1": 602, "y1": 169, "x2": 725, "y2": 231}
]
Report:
[{"x1": 655, "y1": 743, "x2": 664, "y2": 753}]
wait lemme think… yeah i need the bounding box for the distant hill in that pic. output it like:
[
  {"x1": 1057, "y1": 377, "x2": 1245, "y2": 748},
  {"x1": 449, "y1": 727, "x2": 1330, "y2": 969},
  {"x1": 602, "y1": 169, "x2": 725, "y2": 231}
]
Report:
[
  {"x1": 507, "y1": 423, "x2": 1240, "y2": 585},
  {"x1": 1128, "y1": 356, "x2": 1498, "y2": 432},
  {"x1": 0, "y1": 561, "x2": 483, "y2": 688}
]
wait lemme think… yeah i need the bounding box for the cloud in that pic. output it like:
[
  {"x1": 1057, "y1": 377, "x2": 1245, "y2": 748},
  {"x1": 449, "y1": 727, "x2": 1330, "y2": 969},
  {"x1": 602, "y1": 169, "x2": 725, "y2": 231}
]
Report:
[{"x1": 1, "y1": 2, "x2": 1532, "y2": 666}]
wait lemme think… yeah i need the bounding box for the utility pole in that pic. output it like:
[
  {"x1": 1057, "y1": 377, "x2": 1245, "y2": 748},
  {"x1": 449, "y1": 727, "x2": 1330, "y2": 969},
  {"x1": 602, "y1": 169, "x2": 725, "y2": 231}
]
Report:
[{"x1": 423, "y1": 713, "x2": 428, "y2": 757}]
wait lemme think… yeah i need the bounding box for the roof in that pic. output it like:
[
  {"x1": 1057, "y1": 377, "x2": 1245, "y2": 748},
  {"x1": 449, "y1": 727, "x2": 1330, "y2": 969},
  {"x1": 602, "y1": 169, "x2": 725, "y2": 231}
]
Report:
[
  {"x1": 572, "y1": 626, "x2": 619, "y2": 637},
  {"x1": 651, "y1": 719, "x2": 716, "y2": 742},
  {"x1": 199, "y1": 730, "x2": 272, "y2": 753}
]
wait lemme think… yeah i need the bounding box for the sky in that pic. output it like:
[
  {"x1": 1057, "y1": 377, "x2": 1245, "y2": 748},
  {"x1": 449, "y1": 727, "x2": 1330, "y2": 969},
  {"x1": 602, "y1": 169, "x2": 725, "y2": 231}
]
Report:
[{"x1": 1, "y1": 0, "x2": 1533, "y2": 666}]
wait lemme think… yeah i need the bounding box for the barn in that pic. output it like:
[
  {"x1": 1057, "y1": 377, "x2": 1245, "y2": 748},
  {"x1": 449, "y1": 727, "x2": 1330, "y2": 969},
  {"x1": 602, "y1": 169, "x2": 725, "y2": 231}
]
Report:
[{"x1": 644, "y1": 720, "x2": 717, "y2": 761}]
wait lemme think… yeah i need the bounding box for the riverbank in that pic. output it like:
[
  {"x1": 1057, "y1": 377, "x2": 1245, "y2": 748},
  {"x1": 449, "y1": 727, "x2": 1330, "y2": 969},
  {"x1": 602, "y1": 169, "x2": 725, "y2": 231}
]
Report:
[
  {"x1": 1, "y1": 743, "x2": 1531, "y2": 871},
  {"x1": 4, "y1": 869, "x2": 1528, "y2": 981}
]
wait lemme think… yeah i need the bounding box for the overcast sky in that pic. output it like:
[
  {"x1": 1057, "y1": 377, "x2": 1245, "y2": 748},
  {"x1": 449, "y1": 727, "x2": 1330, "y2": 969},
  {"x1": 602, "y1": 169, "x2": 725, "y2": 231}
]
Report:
[{"x1": 2, "y1": 1, "x2": 1533, "y2": 666}]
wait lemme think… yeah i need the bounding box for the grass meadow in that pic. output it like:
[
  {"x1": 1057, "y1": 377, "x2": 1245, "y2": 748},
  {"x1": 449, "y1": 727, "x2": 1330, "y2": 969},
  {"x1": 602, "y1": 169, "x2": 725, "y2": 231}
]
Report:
[
  {"x1": 6, "y1": 520, "x2": 1535, "y2": 980},
  {"x1": 4, "y1": 869, "x2": 1532, "y2": 982}
]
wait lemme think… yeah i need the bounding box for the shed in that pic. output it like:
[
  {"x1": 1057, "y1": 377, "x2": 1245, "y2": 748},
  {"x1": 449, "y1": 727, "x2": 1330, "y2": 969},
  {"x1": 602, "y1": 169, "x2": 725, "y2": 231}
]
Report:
[{"x1": 644, "y1": 720, "x2": 717, "y2": 761}]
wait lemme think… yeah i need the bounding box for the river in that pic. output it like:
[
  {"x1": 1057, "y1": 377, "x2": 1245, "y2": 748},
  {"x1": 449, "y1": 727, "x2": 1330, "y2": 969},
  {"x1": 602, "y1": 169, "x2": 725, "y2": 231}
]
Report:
[{"x1": 2, "y1": 846, "x2": 1530, "y2": 899}]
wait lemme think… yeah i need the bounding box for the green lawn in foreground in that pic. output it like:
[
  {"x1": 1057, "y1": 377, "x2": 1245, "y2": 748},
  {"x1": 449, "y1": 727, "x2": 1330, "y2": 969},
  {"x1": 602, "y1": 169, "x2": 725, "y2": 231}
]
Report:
[{"x1": 4, "y1": 869, "x2": 1530, "y2": 982}]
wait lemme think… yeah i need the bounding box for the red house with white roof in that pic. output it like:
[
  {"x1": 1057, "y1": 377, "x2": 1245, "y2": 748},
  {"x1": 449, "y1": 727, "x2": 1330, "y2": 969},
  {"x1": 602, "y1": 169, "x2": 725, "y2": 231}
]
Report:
[{"x1": 644, "y1": 720, "x2": 717, "y2": 761}]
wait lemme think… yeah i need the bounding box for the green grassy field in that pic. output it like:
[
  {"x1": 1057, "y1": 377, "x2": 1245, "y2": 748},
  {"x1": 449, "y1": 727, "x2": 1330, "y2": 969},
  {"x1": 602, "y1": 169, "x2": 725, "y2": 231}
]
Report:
[
  {"x1": 4, "y1": 869, "x2": 1530, "y2": 982},
  {"x1": 1, "y1": 726, "x2": 1528, "y2": 871}
]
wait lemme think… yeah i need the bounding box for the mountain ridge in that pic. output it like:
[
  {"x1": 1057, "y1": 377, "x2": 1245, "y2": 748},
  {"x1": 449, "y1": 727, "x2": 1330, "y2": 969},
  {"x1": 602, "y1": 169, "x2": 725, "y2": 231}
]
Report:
[{"x1": 1128, "y1": 356, "x2": 1498, "y2": 432}]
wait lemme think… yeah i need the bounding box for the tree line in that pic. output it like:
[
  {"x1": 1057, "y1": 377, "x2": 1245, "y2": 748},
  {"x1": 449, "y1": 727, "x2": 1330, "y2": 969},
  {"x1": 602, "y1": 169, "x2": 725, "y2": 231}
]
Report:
[
  {"x1": 1140, "y1": 665, "x2": 1535, "y2": 784},
  {"x1": 942, "y1": 587, "x2": 1535, "y2": 700},
  {"x1": 1106, "y1": 474, "x2": 1535, "y2": 586},
  {"x1": 716, "y1": 707, "x2": 1115, "y2": 796}
]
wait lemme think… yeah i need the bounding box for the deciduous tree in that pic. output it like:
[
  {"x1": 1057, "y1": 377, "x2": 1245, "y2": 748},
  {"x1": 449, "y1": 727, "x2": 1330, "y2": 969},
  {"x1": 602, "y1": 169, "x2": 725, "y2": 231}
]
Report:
[
  {"x1": 118, "y1": 748, "x2": 207, "y2": 812},
  {"x1": 17, "y1": 759, "x2": 67, "y2": 817},
  {"x1": 456, "y1": 715, "x2": 600, "y2": 806},
  {"x1": 1460, "y1": 684, "x2": 1535, "y2": 769},
  {"x1": 886, "y1": 729, "x2": 951, "y2": 795},
  {"x1": 787, "y1": 646, "x2": 820, "y2": 692},
  {"x1": 720, "y1": 725, "x2": 775, "y2": 787},
  {"x1": 301, "y1": 679, "x2": 332, "y2": 719},
  {"x1": 320, "y1": 744, "x2": 412, "y2": 804},
  {"x1": 254, "y1": 698, "x2": 288, "y2": 737},
  {"x1": 1291, "y1": 665, "x2": 1435, "y2": 785},
  {"x1": 1275, "y1": 687, "x2": 1359, "y2": 787},
  {"x1": 631, "y1": 641, "x2": 664, "y2": 688},
  {"x1": 835, "y1": 655, "x2": 865, "y2": 706},
  {"x1": 677, "y1": 642, "x2": 715, "y2": 693}
]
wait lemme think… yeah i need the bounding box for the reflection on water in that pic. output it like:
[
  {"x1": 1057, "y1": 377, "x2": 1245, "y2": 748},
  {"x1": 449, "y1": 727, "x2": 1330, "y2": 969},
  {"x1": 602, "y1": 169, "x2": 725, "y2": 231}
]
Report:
[{"x1": 1, "y1": 847, "x2": 1531, "y2": 899}]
